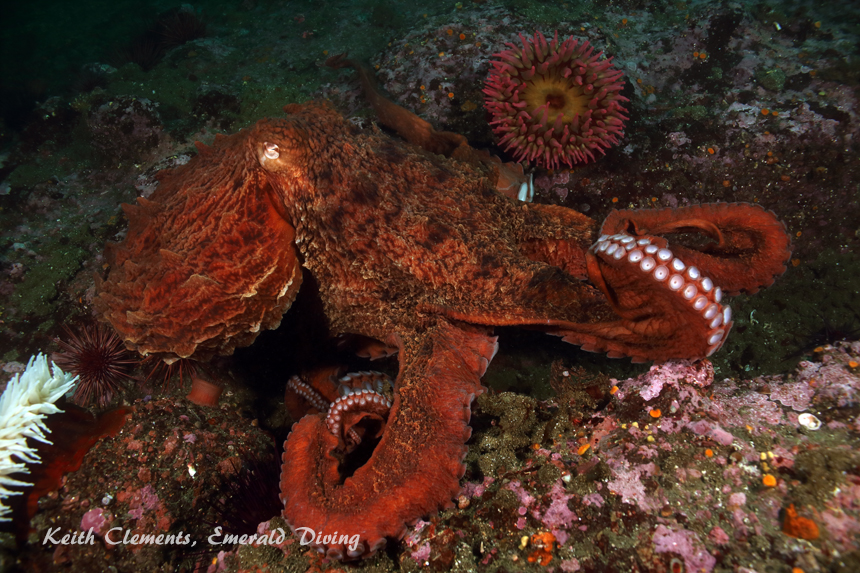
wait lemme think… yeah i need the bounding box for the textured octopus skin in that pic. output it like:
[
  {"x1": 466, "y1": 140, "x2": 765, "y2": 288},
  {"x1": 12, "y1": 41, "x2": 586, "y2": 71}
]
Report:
[{"x1": 96, "y1": 99, "x2": 791, "y2": 560}]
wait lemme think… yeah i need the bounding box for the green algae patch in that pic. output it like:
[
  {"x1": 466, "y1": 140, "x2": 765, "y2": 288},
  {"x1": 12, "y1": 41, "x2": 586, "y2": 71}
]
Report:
[
  {"x1": 14, "y1": 223, "x2": 92, "y2": 319},
  {"x1": 107, "y1": 63, "x2": 198, "y2": 116},
  {"x1": 501, "y1": 0, "x2": 591, "y2": 25},
  {"x1": 672, "y1": 105, "x2": 709, "y2": 122},
  {"x1": 756, "y1": 67, "x2": 786, "y2": 92},
  {"x1": 7, "y1": 156, "x2": 79, "y2": 189},
  {"x1": 237, "y1": 79, "x2": 317, "y2": 125},
  {"x1": 713, "y1": 249, "x2": 860, "y2": 378},
  {"x1": 793, "y1": 447, "x2": 860, "y2": 507}
]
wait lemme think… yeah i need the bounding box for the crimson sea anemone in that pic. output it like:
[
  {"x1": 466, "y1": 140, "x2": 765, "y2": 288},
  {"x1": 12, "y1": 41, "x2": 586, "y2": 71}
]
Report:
[
  {"x1": 53, "y1": 323, "x2": 137, "y2": 407},
  {"x1": 483, "y1": 31, "x2": 629, "y2": 169},
  {"x1": 186, "y1": 375, "x2": 223, "y2": 407}
]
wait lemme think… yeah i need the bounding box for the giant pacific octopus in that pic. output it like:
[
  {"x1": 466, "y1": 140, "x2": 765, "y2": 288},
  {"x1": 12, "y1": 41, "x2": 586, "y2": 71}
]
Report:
[{"x1": 95, "y1": 57, "x2": 791, "y2": 560}]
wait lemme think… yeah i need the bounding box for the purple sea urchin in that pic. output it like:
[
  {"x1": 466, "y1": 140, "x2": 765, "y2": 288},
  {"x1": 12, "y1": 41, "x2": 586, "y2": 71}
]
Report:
[
  {"x1": 157, "y1": 8, "x2": 207, "y2": 49},
  {"x1": 53, "y1": 323, "x2": 137, "y2": 407}
]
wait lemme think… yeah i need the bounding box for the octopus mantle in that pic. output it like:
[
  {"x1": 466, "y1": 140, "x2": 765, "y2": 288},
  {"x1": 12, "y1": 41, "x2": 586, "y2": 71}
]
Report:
[{"x1": 95, "y1": 99, "x2": 790, "y2": 560}]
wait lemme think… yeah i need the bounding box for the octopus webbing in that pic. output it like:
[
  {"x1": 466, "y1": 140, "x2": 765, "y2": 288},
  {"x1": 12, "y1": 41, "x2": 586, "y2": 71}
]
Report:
[{"x1": 95, "y1": 66, "x2": 791, "y2": 560}]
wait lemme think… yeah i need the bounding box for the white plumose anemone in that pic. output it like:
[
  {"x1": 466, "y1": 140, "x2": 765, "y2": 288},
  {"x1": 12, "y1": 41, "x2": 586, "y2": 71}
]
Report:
[{"x1": 0, "y1": 354, "x2": 77, "y2": 521}]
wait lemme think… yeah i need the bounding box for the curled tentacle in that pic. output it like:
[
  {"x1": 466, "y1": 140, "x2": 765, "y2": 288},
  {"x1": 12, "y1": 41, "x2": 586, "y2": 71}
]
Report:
[
  {"x1": 542, "y1": 203, "x2": 790, "y2": 362},
  {"x1": 279, "y1": 320, "x2": 497, "y2": 560},
  {"x1": 600, "y1": 203, "x2": 791, "y2": 295}
]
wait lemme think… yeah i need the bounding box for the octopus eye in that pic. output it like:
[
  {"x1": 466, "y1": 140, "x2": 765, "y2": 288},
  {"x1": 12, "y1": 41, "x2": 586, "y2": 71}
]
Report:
[{"x1": 263, "y1": 142, "x2": 280, "y2": 160}]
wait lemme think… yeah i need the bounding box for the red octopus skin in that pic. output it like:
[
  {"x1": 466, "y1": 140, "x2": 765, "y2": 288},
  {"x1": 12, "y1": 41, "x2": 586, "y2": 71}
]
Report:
[{"x1": 96, "y1": 97, "x2": 790, "y2": 560}]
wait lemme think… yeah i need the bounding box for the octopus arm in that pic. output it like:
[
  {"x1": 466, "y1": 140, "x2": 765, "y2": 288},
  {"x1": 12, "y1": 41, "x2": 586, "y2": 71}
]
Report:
[
  {"x1": 547, "y1": 203, "x2": 790, "y2": 362},
  {"x1": 280, "y1": 320, "x2": 498, "y2": 560},
  {"x1": 325, "y1": 53, "x2": 533, "y2": 198},
  {"x1": 325, "y1": 53, "x2": 468, "y2": 157},
  {"x1": 516, "y1": 202, "x2": 597, "y2": 278},
  {"x1": 420, "y1": 202, "x2": 789, "y2": 363},
  {"x1": 600, "y1": 203, "x2": 791, "y2": 295}
]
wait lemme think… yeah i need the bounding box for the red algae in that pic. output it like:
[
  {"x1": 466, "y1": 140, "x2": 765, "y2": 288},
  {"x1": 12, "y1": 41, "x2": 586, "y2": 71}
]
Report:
[{"x1": 17, "y1": 396, "x2": 273, "y2": 571}]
